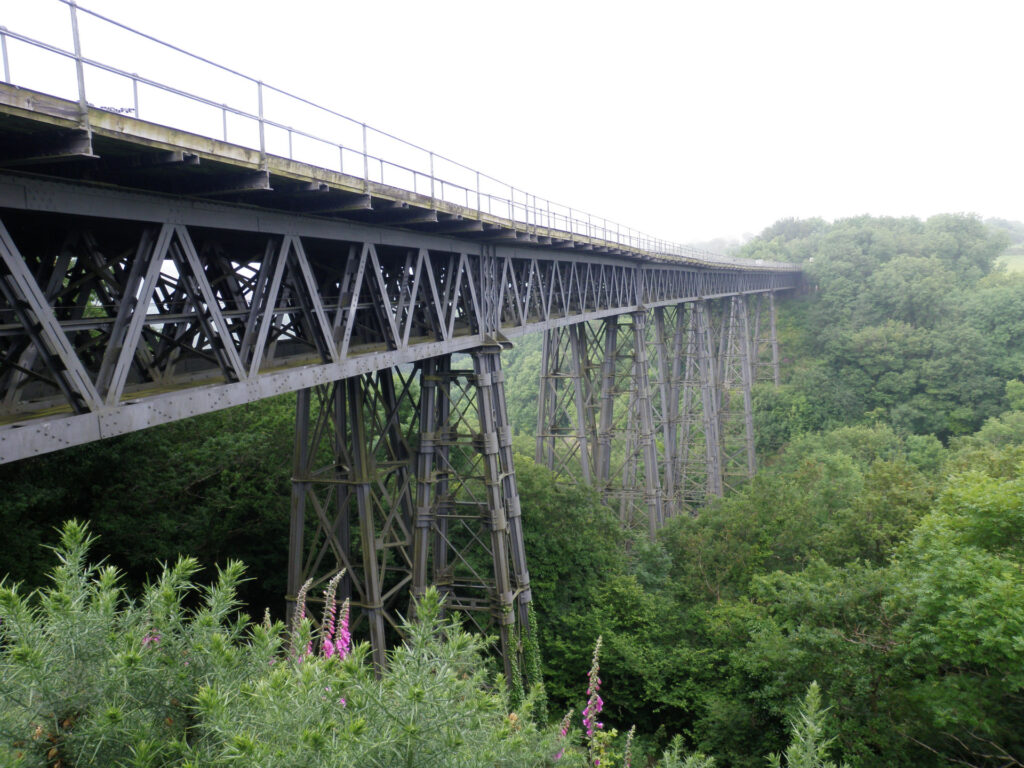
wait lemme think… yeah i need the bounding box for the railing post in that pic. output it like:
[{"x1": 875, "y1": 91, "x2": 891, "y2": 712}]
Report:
[
  {"x1": 362, "y1": 123, "x2": 369, "y2": 191},
  {"x1": 0, "y1": 27, "x2": 9, "y2": 83},
  {"x1": 429, "y1": 151, "x2": 435, "y2": 203},
  {"x1": 257, "y1": 80, "x2": 266, "y2": 169},
  {"x1": 68, "y1": 0, "x2": 91, "y2": 138},
  {"x1": 131, "y1": 74, "x2": 139, "y2": 118}
]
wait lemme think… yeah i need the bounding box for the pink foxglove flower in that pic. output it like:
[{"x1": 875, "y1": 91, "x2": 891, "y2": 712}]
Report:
[
  {"x1": 290, "y1": 578, "x2": 313, "y2": 661},
  {"x1": 321, "y1": 570, "x2": 344, "y2": 659},
  {"x1": 582, "y1": 636, "x2": 604, "y2": 739},
  {"x1": 335, "y1": 598, "x2": 351, "y2": 660},
  {"x1": 553, "y1": 708, "x2": 573, "y2": 761}
]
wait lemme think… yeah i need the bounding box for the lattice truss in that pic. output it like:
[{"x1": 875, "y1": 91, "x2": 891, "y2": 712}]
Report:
[
  {"x1": 0, "y1": 199, "x2": 795, "y2": 464},
  {"x1": 537, "y1": 314, "x2": 662, "y2": 537},
  {"x1": 537, "y1": 294, "x2": 780, "y2": 530},
  {"x1": 748, "y1": 291, "x2": 781, "y2": 386},
  {"x1": 288, "y1": 349, "x2": 530, "y2": 677},
  {"x1": 0, "y1": 219, "x2": 483, "y2": 422}
]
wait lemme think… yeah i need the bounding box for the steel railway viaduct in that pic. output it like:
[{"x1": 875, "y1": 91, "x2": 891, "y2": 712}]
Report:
[{"x1": 0, "y1": 3, "x2": 800, "y2": 678}]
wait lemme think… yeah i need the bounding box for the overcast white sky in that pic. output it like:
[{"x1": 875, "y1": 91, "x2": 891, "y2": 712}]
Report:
[{"x1": 4, "y1": 0, "x2": 1023, "y2": 243}]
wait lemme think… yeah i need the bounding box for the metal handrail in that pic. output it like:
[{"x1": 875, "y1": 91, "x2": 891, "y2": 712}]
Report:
[{"x1": 0, "y1": 0, "x2": 794, "y2": 269}]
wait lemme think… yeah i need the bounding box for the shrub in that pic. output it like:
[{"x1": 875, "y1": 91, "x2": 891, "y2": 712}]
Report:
[{"x1": 0, "y1": 521, "x2": 555, "y2": 767}]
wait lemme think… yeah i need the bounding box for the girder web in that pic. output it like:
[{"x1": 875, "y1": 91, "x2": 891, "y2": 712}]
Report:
[
  {"x1": 0, "y1": 184, "x2": 798, "y2": 465},
  {"x1": 0, "y1": 219, "x2": 343, "y2": 422},
  {"x1": 288, "y1": 348, "x2": 530, "y2": 679}
]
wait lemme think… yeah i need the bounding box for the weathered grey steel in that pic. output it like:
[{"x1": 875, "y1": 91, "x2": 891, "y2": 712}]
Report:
[
  {"x1": 0, "y1": 172, "x2": 795, "y2": 677},
  {"x1": 675, "y1": 305, "x2": 712, "y2": 511},
  {"x1": 715, "y1": 296, "x2": 757, "y2": 491},
  {"x1": 287, "y1": 370, "x2": 420, "y2": 669},
  {"x1": 651, "y1": 303, "x2": 717, "y2": 518},
  {"x1": 696, "y1": 300, "x2": 724, "y2": 497},
  {"x1": 402, "y1": 348, "x2": 530, "y2": 677},
  {"x1": 629, "y1": 310, "x2": 664, "y2": 538},
  {"x1": 536, "y1": 312, "x2": 667, "y2": 538},
  {"x1": 537, "y1": 296, "x2": 769, "y2": 526},
  {"x1": 535, "y1": 323, "x2": 596, "y2": 483},
  {"x1": 0, "y1": 174, "x2": 798, "y2": 464},
  {"x1": 652, "y1": 306, "x2": 677, "y2": 517},
  {"x1": 750, "y1": 292, "x2": 781, "y2": 387}
]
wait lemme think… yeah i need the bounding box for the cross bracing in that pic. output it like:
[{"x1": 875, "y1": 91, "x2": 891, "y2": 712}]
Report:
[{"x1": 0, "y1": 173, "x2": 798, "y2": 464}]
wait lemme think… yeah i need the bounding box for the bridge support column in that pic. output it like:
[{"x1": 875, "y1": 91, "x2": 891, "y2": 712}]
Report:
[
  {"x1": 544, "y1": 313, "x2": 663, "y2": 540},
  {"x1": 536, "y1": 323, "x2": 595, "y2": 483},
  {"x1": 539, "y1": 303, "x2": 757, "y2": 528},
  {"x1": 695, "y1": 300, "x2": 724, "y2": 498},
  {"x1": 630, "y1": 310, "x2": 664, "y2": 538},
  {"x1": 750, "y1": 291, "x2": 781, "y2": 386},
  {"x1": 659, "y1": 301, "x2": 725, "y2": 509},
  {"x1": 715, "y1": 296, "x2": 757, "y2": 490},
  {"x1": 289, "y1": 346, "x2": 531, "y2": 680},
  {"x1": 287, "y1": 370, "x2": 418, "y2": 671}
]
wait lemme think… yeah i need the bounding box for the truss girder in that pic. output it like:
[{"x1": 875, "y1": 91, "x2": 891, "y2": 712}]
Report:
[{"x1": 0, "y1": 176, "x2": 797, "y2": 463}]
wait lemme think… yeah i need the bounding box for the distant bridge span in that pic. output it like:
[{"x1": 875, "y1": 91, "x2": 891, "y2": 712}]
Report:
[{"x1": 0, "y1": 3, "x2": 800, "y2": 678}]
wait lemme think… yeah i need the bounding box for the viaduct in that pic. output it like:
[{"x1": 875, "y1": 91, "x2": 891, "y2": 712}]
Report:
[{"x1": 0, "y1": 2, "x2": 800, "y2": 678}]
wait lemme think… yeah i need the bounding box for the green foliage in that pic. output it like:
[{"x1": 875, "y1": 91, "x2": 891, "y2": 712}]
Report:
[
  {"x1": 767, "y1": 683, "x2": 847, "y2": 768},
  {"x1": 0, "y1": 523, "x2": 556, "y2": 768},
  {"x1": 656, "y1": 736, "x2": 716, "y2": 768},
  {"x1": 889, "y1": 469, "x2": 1024, "y2": 766},
  {"x1": 0, "y1": 520, "x2": 261, "y2": 768},
  {"x1": 740, "y1": 214, "x2": 1017, "y2": 438},
  {"x1": 0, "y1": 398, "x2": 296, "y2": 613}
]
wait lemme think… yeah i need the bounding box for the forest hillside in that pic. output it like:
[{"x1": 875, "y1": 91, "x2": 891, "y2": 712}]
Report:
[{"x1": 2, "y1": 214, "x2": 1023, "y2": 767}]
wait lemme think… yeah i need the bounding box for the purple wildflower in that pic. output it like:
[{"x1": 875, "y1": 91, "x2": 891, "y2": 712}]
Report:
[
  {"x1": 141, "y1": 632, "x2": 160, "y2": 648},
  {"x1": 321, "y1": 570, "x2": 344, "y2": 659},
  {"x1": 582, "y1": 636, "x2": 603, "y2": 739},
  {"x1": 553, "y1": 708, "x2": 573, "y2": 762},
  {"x1": 290, "y1": 578, "x2": 313, "y2": 661},
  {"x1": 335, "y1": 598, "x2": 351, "y2": 660}
]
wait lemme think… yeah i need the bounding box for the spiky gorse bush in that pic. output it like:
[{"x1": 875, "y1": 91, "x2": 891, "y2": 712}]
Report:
[{"x1": 0, "y1": 521, "x2": 555, "y2": 768}]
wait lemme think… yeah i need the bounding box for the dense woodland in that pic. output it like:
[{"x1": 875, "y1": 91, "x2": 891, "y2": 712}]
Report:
[{"x1": 2, "y1": 213, "x2": 1024, "y2": 767}]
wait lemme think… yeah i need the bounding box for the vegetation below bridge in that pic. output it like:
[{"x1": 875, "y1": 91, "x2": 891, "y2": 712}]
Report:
[{"x1": 2, "y1": 213, "x2": 1023, "y2": 766}]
